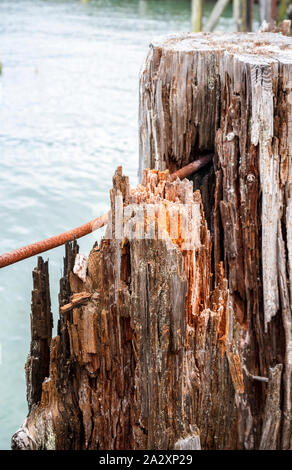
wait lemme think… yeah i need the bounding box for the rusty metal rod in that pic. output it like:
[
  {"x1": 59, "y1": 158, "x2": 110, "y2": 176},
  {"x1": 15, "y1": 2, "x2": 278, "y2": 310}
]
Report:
[
  {"x1": 0, "y1": 154, "x2": 213, "y2": 269},
  {"x1": 0, "y1": 213, "x2": 109, "y2": 269},
  {"x1": 170, "y1": 153, "x2": 212, "y2": 181}
]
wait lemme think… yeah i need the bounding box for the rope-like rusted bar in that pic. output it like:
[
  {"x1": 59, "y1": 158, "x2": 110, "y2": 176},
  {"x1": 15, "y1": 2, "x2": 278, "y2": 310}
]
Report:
[
  {"x1": 0, "y1": 213, "x2": 109, "y2": 269},
  {"x1": 0, "y1": 154, "x2": 213, "y2": 269},
  {"x1": 170, "y1": 153, "x2": 212, "y2": 181}
]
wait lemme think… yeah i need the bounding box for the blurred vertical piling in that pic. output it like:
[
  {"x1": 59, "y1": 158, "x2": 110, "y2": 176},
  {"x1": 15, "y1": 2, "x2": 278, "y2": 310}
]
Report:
[
  {"x1": 12, "y1": 30, "x2": 292, "y2": 452},
  {"x1": 204, "y1": 0, "x2": 230, "y2": 32},
  {"x1": 191, "y1": 0, "x2": 203, "y2": 32},
  {"x1": 278, "y1": 0, "x2": 290, "y2": 21},
  {"x1": 259, "y1": 0, "x2": 277, "y2": 25},
  {"x1": 233, "y1": 0, "x2": 254, "y2": 31}
]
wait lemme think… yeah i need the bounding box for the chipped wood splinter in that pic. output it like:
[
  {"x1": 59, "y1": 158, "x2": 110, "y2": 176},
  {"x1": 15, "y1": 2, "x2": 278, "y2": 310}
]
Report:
[{"x1": 60, "y1": 292, "x2": 92, "y2": 314}]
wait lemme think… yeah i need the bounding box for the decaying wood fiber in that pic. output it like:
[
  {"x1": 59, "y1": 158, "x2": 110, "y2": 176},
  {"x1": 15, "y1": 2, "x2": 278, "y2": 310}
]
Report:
[
  {"x1": 12, "y1": 32, "x2": 292, "y2": 450},
  {"x1": 139, "y1": 31, "x2": 292, "y2": 449}
]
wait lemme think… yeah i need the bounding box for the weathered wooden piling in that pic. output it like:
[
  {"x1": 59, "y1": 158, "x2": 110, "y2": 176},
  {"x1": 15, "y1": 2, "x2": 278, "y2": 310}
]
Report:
[
  {"x1": 278, "y1": 0, "x2": 290, "y2": 21},
  {"x1": 13, "y1": 30, "x2": 292, "y2": 450},
  {"x1": 233, "y1": 0, "x2": 254, "y2": 31}
]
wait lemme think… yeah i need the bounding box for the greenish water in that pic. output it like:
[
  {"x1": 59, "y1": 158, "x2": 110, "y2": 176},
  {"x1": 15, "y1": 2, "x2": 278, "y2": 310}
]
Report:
[{"x1": 0, "y1": 0, "x2": 242, "y2": 449}]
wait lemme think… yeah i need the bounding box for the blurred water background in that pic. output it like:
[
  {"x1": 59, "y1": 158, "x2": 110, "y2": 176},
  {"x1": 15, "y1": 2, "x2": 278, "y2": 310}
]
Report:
[{"x1": 0, "y1": 0, "x2": 258, "y2": 449}]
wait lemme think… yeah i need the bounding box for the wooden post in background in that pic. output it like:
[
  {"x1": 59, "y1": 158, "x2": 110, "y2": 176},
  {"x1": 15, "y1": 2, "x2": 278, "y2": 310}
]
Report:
[
  {"x1": 278, "y1": 0, "x2": 290, "y2": 21},
  {"x1": 259, "y1": 0, "x2": 277, "y2": 25},
  {"x1": 191, "y1": 0, "x2": 203, "y2": 32},
  {"x1": 204, "y1": 0, "x2": 230, "y2": 32},
  {"x1": 233, "y1": 0, "x2": 254, "y2": 31},
  {"x1": 246, "y1": 0, "x2": 254, "y2": 30}
]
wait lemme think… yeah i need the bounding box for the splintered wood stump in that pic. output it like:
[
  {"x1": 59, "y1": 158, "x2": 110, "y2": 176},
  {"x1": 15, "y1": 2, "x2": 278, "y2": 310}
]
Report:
[
  {"x1": 12, "y1": 169, "x2": 213, "y2": 450},
  {"x1": 12, "y1": 31, "x2": 292, "y2": 450}
]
